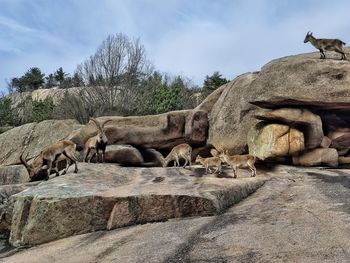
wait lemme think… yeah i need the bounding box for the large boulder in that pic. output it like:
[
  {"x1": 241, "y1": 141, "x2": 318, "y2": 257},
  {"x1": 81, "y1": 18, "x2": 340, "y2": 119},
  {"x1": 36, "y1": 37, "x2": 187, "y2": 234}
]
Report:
[
  {"x1": 320, "y1": 136, "x2": 332, "y2": 148},
  {"x1": 69, "y1": 110, "x2": 208, "y2": 151},
  {"x1": 0, "y1": 120, "x2": 83, "y2": 166},
  {"x1": 9, "y1": 163, "x2": 266, "y2": 247},
  {"x1": 0, "y1": 182, "x2": 39, "y2": 237},
  {"x1": 255, "y1": 108, "x2": 323, "y2": 149},
  {"x1": 139, "y1": 148, "x2": 164, "y2": 167},
  {"x1": 207, "y1": 72, "x2": 260, "y2": 153},
  {"x1": 293, "y1": 148, "x2": 339, "y2": 167},
  {"x1": 248, "y1": 123, "x2": 305, "y2": 160},
  {"x1": 249, "y1": 48, "x2": 350, "y2": 109},
  {"x1": 0, "y1": 165, "x2": 29, "y2": 185},
  {"x1": 208, "y1": 47, "x2": 350, "y2": 153},
  {"x1": 195, "y1": 84, "x2": 227, "y2": 113},
  {"x1": 104, "y1": 145, "x2": 144, "y2": 165},
  {"x1": 9, "y1": 87, "x2": 86, "y2": 108},
  {"x1": 330, "y1": 133, "x2": 350, "y2": 151}
]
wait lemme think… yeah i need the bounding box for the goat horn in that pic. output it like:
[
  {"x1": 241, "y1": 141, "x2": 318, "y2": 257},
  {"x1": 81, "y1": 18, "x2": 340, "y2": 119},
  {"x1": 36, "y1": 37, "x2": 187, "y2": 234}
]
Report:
[
  {"x1": 19, "y1": 152, "x2": 29, "y2": 168},
  {"x1": 90, "y1": 118, "x2": 103, "y2": 133},
  {"x1": 102, "y1": 119, "x2": 112, "y2": 128}
]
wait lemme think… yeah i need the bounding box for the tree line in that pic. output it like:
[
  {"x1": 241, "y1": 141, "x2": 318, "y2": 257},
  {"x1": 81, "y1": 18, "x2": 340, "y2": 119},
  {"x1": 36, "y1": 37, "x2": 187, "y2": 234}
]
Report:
[{"x1": 1, "y1": 33, "x2": 229, "y2": 128}]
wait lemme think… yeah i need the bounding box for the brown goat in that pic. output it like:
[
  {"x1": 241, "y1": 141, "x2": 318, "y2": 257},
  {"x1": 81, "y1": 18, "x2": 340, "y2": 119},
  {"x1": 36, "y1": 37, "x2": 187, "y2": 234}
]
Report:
[
  {"x1": 304, "y1": 31, "x2": 346, "y2": 60},
  {"x1": 195, "y1": 155, "x2": 222, "y2": 174},
  {"x1": 162, "y1": 143, "x2": 192, "y2": 168},
  {"x1": 219, "y1": 150, "x2": 256, "y2": 178},
  {"x1": 84, "y1": 118, "x2": 111, "y2": 163},
  {"x1": 20, "y1": 140, "x2": 78, "y2": 181}
]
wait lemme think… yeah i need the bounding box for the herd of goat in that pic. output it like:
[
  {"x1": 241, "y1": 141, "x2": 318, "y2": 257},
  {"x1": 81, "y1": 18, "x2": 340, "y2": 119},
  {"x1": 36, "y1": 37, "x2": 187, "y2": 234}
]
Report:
[
  {"x1": 18, "y1": 32, "x2": 348, "y2": 182},
  {"x1": 19, "y1": 118, "x2": 257, "y2": 182}
]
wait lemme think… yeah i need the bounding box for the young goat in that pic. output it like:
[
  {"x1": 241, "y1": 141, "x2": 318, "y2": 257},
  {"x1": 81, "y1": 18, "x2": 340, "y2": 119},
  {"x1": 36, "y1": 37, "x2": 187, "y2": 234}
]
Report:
[
  {"x1": 195, "y1": 155, "x2": 222, "y2": 174},
  {"x1": 84, "y1": 118, "x2": 111, "y2": 163},
  {"x1": 20, "y1": 140, "x2": 78, "y2": 181},
  {"x1": 219, "y1": 150, "x2": 256, "y2": 178},
  {"x1": 304, "y1": 31, "x2": 346, "y2": 60},
  {"x1": 162, "y1": 143, "x2": 192, "y2": 168}
]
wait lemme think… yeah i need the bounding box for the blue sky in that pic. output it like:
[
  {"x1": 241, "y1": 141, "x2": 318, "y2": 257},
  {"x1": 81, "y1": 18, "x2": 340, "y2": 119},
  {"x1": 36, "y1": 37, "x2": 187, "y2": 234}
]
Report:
[{"x1": 1, "y1": 0, "x2": 350, "y2": 92}]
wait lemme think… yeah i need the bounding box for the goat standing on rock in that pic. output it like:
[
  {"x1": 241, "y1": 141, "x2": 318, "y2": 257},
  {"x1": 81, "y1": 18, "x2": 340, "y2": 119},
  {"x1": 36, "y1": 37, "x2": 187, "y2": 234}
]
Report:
[
  {"x1": 195, "y1": 155, "x2": 222, "y2": 174},
  {"x1": 162, "y1": 143, "x2": 192, "y2": 168},
  {"x1": 304, "y1": 31, "x2": 347, "y2": 60},
  {"x1": 84, "y1": 118, "x2": 111, "y2": 163},
  {"x1": 20, "y1": 140, "x2": 79, "y2": 181},
  {"x1": 219, "y1": 150, "x2": 257, "y2": 178}
]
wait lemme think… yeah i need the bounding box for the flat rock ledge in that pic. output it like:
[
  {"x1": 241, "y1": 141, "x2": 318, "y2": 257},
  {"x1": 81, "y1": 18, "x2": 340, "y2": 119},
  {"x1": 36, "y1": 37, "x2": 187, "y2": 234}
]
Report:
[{"x1": 8, "y1": 163, "x2": 266, "y2": 247}]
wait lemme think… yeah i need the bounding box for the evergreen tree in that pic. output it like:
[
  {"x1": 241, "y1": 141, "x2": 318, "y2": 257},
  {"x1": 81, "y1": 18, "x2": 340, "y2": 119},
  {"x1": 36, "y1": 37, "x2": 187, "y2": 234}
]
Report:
[
  {"x1": 72, "y1": 73, "x2": 85, "y2": 87},
  {"x1": 0, "y1": 97, "x2": 14, "y2": 126},
  {"x1": 202, "y1": 71, "x2": 228, "y2": 95},
  {"x1": 25, "y1": 67, "x2": 45, "y2": 90},
  {"x1": 45, "y1": 74, "x2": 56, "y2": 88},
  {"x1": 54, "y1": 67, "x2": 67, "y2": 84}
]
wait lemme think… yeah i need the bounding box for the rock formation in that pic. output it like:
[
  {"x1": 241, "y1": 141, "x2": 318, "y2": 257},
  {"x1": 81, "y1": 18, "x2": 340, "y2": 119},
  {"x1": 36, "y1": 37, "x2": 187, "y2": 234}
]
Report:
[
  {"x1": 2, "y1": 48, "x2": 350, "y2": 250},
  {"x1": 8, "y1": 163, "x2": 266, "y2": 247},
  {"x1": 69, "y1": 110, "x2": 208, "y2": 151},
  {"x1": 204, "y1": 48, "x2": 350, "y2": 156},
  {"x1": 248, "y1": 123, "x2": 305, "y2": 160},
  {"x1": 293, "y1": 148, "x2": 339, "y2": 167}
]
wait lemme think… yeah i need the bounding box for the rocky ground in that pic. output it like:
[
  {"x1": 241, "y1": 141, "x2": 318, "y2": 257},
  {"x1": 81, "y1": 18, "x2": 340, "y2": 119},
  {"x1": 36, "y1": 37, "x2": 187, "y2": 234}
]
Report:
[
  {"x1": 5, "y1": 163, "x2": 266, "y2": 247},
  {"x1": 1, "y1": 165, "x2": 349, "y2": 263}
]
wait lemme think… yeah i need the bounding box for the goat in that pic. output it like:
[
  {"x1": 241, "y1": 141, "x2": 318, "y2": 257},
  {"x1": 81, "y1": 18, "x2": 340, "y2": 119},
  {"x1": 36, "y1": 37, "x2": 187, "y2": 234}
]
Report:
[
  {"x1": 84, "y1": 118, "x2": 111, "y2": 163},
  {"x1": 162, "y1": 143, "x2": 192, "y2": 168},
  {"x1": 210, "y1": 148, "x2": 220, "y2": 157},
  {"x1": 195, "y1": 155, "x2": 222, "y2": 174},
  {"x1": 20, "y1": 140, "x2": 78, "y2": 181},
  {"x1": 219, "y1": 150, "x2": 256, "y2": 178},
  {"x1": 304, "y1": 31, "x2": 346, "y2": 60}
]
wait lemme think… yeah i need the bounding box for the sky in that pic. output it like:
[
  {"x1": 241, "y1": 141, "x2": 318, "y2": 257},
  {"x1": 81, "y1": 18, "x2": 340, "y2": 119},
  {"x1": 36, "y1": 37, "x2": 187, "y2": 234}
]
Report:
[{"x1": 1, "y1": 0, "x2": 350, "y2": 92}]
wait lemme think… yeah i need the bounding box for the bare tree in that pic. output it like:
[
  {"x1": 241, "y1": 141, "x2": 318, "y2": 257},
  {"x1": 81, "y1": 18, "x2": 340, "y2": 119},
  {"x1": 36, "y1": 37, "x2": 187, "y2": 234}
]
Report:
[
  {"x1": 54, "y1": 87, "x2": 106, "y2": 124},
  {"x1": 76, "y1": 33, "x2": 153, "y2": 116}
]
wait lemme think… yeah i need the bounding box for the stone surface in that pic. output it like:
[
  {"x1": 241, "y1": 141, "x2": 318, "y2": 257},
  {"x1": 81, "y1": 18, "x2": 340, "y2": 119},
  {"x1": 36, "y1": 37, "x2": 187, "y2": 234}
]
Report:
[
  {"x1": 338, "y1": 156, "x2": 350, "y2": 165},
  {"x1": 8, "y1": 163, "x2": 266, "y2": 247},
  {"x1": 0, "y1": 120, "x2": 82, "y2": 166},
  {"x1": 330, "y1": 133, "x2": 350, "y2": 151},
  {"x1": 103, "y1": 145, "x2": 144, "y2": 165},
  {"x1": 195, "y1": 84, "x2": 227, "y2": 113},
  {"x1": 327, "y1": 128, "x2": 350, "y2": 141},
  {"x1": 69, "y1": 110, "x2": 208, "y2": 151},
  {"x1": 207, "y1": 72, "x2": 259, "y2": 154},
  {"x1": 139, "y1": 148, "x2": 164, "y2": 167},
  {"x1": 320, "y1": 136, "x2": 332, "y2": 148},
  {"x1": 249, "y1": 48, "x2": 350, "y2": 109},
  {"x1": 0, "y1": 183, "x2": 38, "y2": 238},
  {"x1": 3, "y1": 166, "x2": 350, "y2": 263},
  {"x1": 327, "y1": 128, "x2": 350, "y2": 155},
  {"x1": 0, "y1": 166, "x2": 29, "y2": 185},
  {"x1": 9, "y1": 87, "x2": 86, "y2": 109},
  {"x1": 255, "y1": 108, "x2": 323, "y2": 149},
  {"x1": 248, "y1": 123, "x2": 305, "y2": 160},
  {"x1": 293, "y1": 148, "x2": 339, "y2": 167},
  {"x1": 208, "y1": 47, "x2": 350, "y2": 154}
]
